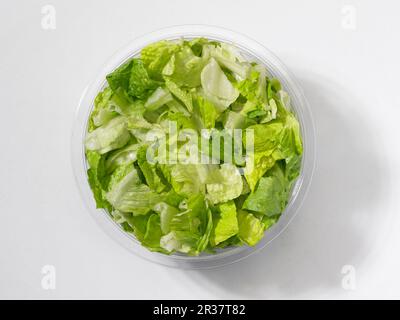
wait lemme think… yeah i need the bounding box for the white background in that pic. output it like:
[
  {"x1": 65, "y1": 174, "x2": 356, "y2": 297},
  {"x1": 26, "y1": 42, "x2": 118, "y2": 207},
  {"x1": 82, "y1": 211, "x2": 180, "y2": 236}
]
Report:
[{"x1": 1, "y1": 0, "x2": 399, "y2": 299}]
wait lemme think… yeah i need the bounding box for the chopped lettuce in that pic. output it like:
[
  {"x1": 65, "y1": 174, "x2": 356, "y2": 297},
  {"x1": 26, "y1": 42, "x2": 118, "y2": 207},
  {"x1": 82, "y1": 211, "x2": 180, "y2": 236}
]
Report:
[
  {"x1": 200, "y1": 58, "x2": 239, "y2": 112},
  {"x1": 105, "y1": 167, "x2": 164, "y2": 215},
  {"x1": 162, "y1": 45, "x2": 206, "y2": 87},
  {"x1": 237, "y1": 210, "x2": 265, "y2": 246},
  {"x1": 243, "y1": 163, "x2": 289, "y2": 216},
  {"x1": 210, "y1": 201, "x2": 239, "y2": 246},
  {"x1": 206, "y1": 163, "x2": 243, "y2": 204},
  {"x1": 141, "y1": 40, "x2": 180, "y2": 80},
  {"x1": 85, "y1": 116, "x2": 130, "y2": 154},
  {"x1": 85, "y1": 38, "x2": 303, "y2": 255}
]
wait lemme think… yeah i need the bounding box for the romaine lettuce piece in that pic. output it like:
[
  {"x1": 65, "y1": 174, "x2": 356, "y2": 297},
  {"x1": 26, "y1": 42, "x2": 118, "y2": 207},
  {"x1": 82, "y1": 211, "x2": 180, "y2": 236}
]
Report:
[
  {"x1": 141, "y1": 40, "x2": 180, "y2": 80},
  {"x1": 159, "y1": 194, "x2": 212, "y2": 254},
  {"x1": 142, "y1": 213, "x2": 166, "y2": 253},
  {"x1": 210, "y1": 201, "x2": 239, "y2": 246},
  {"x1": 85, "y1": 116, "x2": 130, "y2": 154},
  {"x1": 153, "y1": 202, "x2": 179, "y2": 234},
  {"x1": 262, "y1": 215, "x2": 279, "y2": 231},
  {"x1": 106, "y1": 167, "x2": 164, "y2": 215},
  {"x1": 222, "y1": 110, "x2": 255, "y2": 129},
  {"x1": 89, "y1": 87, "x2": 117, "y2": 130},
  {"x1": 160, "y1": 231, "x2": 199, "y2": 254},
  {"x1": 162, "y1": 45, "x2": 206, "y2": 87},
  {"x1": 243, "y1": 163, "x2": 288, "y2": 216},
  {"x1": 242, "y1": 122, "x2": 284, "y2": 190},
  {"x1": 145, "y1": 87, "x2": 173, "y2": 111},
  {"x1": 206, "y1": 163, "x2": 243, "y2": 204},
  {"x1": 200, "y1": 58, "x2": 239, "y2": 112},
  {"x1": 136, "y1": 146, "x2": 167, "y2": 193},
  {"x1": 204, "y1": 43, "x2": 250, "y2": 79},
  {"x1": 106, "y1": 60, "x2": 133, "y2": 93},
  {"x1": 106, "y1": 58, "x2": 159, "y2": 100},
  {"x1": 237, "y1": 210, "x2": 265, "y2": 246},
  {"x1": 165, "y1": 79, "x2": 193, "y2": 112},
  {"x1": 128, "y1": 59, "x2": 159, "y2": 99},
  {"x1": 236, "y1": 67, "x2": 271, "y2": 119},
  {"x1": 86, "y1": 150, "x2": 111, "y2": 210},
  {"x1": 161, "y1": 163, "x2": 211, "y2": 197},
  {"x1": 105, "y1": 143, "x2": 139, "y2": 173},
  {"x1": 193, "y1": 95, "x2": 219, "y2": 129}
]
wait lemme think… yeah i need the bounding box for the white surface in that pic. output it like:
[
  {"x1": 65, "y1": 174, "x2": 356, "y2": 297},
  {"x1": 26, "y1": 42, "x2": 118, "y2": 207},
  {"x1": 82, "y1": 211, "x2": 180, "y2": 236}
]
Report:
[{"x1": 0, "y1": 0, "x2": 399, "y2": 299}]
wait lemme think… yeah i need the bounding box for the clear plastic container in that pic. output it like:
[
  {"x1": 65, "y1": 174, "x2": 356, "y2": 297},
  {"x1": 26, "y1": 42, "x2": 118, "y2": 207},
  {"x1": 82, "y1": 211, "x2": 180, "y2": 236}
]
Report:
[{"x1": 71, "y1": 25, "x2": 315, "y2": 269}]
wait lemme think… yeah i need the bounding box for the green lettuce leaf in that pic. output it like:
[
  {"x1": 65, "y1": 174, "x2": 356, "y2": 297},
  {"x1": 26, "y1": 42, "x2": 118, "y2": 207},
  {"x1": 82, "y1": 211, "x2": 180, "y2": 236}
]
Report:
[
  {"x1": 193, "y1": 95, "x2": 219, "y2": 129},
  {"x1": 237, "y1": 210, "x2": 265, "y2": 246},
  {"x1": 162, "y1": 45, "x2": 206, "y2": 87},
  {"x1": 200, "y1": 58, "x2": 239, "y2": 112},
  {"x1": 206, "y1": 163, "x2": 243, "y2": 204},
  {"x1": 128, "y1": 59, "x2": 159, "y2": 99},
  {"x1": 160, "y1": 231, "x2": 199, "y2": 254},
  {"x1": 165, "y1": 79, "x2": 193, "y2": 112},
  {"x1": 86, "y1": 150, "x2": 111, "y2": 210},
  {"x1": 141, "y1": 40, "x2": 180, "y2": 80},
  {"x1": 106, "y1": 58, "x2": 159, "y2": 100},
  {"x1": 136, "y1": 146, "x2": 167, "y2": 193},
  {"x1": 105, "y1": 167, "x2": 164, "y2": 215},
  {"x1": 85, "y1": 116, "x2": 130, "y2": 154},
  {"x1": 243, "y1": 122, "x2": 284, "y2": 190},
  {"x1": 210, "y1": 201, "x2": 239, "y2": 246},
  {"x1": 203, "y1": 43, "x2": 250, "y2": 79},
  {"x1": 153, "y1": 202, "x2": 179, "y2": 234},
  {"x1": 145, "y1": 86, "x2": 173, "y2": 111},
  {"x1": 243, "y1": 163, "x2": 288, "y2": 216},
  {"x1": 159, "y1": 194, "x2": 212, "y2": 255},
  {"x1": 105, "y1": 142, "x2": 139, "y2": 173},
  {"x1": 89, "y1": 87, "x2": 117, "y2": 130},
  {"x1": 106, "y1": 60, "x2": 133, "y2": 93},
  {"x1": 161, "y1": 163, "x2": 211, "y2": 197},
  {"x1": 142, "y1": 213, "x2": 167, "y2": 253}
]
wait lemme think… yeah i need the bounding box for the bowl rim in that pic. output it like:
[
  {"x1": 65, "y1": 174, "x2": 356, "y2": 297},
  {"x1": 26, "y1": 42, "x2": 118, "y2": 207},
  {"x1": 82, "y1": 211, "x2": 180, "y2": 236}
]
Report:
[{"x1": 71, "y1": 24, "x2": 316, "y2": 269}]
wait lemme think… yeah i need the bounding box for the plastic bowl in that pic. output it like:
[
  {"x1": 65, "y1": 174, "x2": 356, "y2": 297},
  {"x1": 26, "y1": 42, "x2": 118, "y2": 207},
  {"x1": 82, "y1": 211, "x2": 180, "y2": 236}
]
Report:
[{"x1": 71, "y1": 25, "x2": 315, "y2": 269}]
